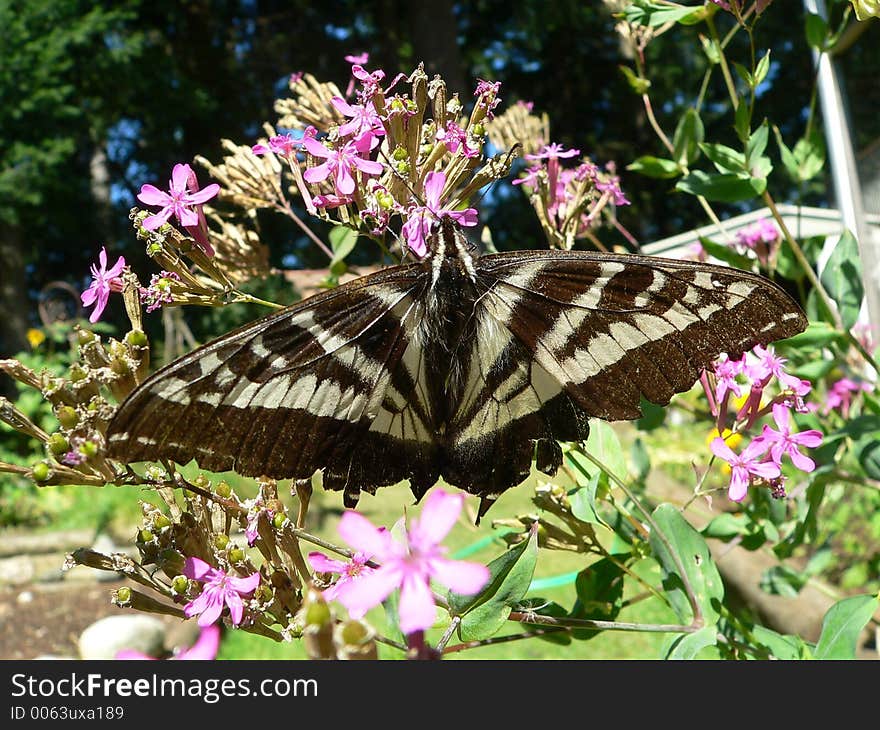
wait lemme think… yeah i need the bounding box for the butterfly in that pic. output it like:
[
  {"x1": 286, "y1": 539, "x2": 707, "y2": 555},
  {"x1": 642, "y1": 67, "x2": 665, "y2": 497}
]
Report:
[{"x1": 107, "y1": 218, "x2": 806, "y2": 517}]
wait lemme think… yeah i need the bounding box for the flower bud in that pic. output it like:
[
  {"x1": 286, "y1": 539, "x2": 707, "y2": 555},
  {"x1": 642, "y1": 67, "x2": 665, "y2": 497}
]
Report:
[
  {"x1": 228, "y1": 547, "x2": 245, "y2": 563},
  {"x1": 171, "y1": 575, "x2": 190, "y2": 595},
  {"x1": 272, "y1": 512, "x2": 287, "y2": 530},
  {"x1": 47, "y1": 433, "x2": 69, "y2": 456},
  {"x1": 79, "y1": 440, "x2": 98, "y2": 459},
  {"x1": 76, "y1": 328, "x2": 96, "y2": 346},
  {"x1": 56, "y1": 406, "x2": 79, "y2": 430},
  {"x1": 334, "y1": 619, "x2": 378, "y2": 660},
  {"x1": 214, "y1": 534, "x2": 230, "y2": 550},
  {"x1": 115, "y1": 586, "x2": 132, "y2": 605},
  {"x1": 31, "y1": 461, "x2": 51, "y2": 483},
  {"x1": 215, "y1": 481, "x2": 232, "y2": 498}
]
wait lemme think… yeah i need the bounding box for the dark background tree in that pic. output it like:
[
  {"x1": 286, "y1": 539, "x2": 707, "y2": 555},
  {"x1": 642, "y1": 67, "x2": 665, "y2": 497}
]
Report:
[{"x1": 2, "y1": 0, "x2": 877, "y2": 372}]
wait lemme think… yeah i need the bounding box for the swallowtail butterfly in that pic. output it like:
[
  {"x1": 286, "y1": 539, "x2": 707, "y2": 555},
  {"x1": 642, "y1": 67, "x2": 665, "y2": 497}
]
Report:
[{"x1": 107, "y1": 219, "x2": 807, "y2": 516}]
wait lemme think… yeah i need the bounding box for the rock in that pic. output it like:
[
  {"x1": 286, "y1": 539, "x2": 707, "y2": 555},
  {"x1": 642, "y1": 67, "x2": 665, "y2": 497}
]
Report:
[{"x1": 78, "y1": 614, "x2": 167, "y2": 660}]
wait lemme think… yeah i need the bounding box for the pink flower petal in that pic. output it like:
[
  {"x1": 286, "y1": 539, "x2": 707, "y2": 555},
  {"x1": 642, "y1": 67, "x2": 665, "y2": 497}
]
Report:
[
  {"x1": 710, "y1": 437, "x2": 736, "y2": 463},
  {"x1": 177, "y1": 207, "x2": 199, "y2": 228},
  {"x1": 750, "y1": 460, "x2": 781, "y2": 479},
  {"x1": 183, "y1": 556, "x2": 215, "y2": 581},
  {"x1": 352, "y1": 156, "x2": 384, "y2": 176},
  {"x1": 303, "y1": 136, "x2": 331, "y2": 159},
  {"x1": 88, "y1": 289, "x2": 109, "y2": 323},
  {"x1": 334, "y1": 164, "x2": 356, "y2": 195},
  {"x1": 330, "y1": 95, "x2": 356, "y2": 116},
  {"x1": 397, "y1": 572, "x2": 437, "y2": 634},
  {"x1": 81, "y1": 284, "x2": 98, "y2": 306},
  {"x1": 728, "y1": 471, "x2": 749, "y2": 501},
  {"x1": 224, "y1": 590, "x2": 245, "y2": 625},
  {"x1": 414, "y1": 489, "x2": 464, "y2": 545},
  {"x1": 448, "y1": 208, "x2": 478, "y2": 227},
  {"x1": 794, "y1": 429, "x2": 823, "y2": 448},
  {"x1": 97, "y1": 246, "x2": 108, "y2": 270},
  {"x1": 136, "y1": 184, "x2": 171, "y2": 206},
  {"x1": 187, "y1": 184, "x2": 220, "y2": 205},
  {"x1": 423, "y1": 171, "x2": 446, "y2": 211},
  {"x1": 142, "y1": 208, "x2": 173, "y2": 230},
  {"x1": 336, "y1": 563, "x2": 402, "y2": 618},
  {"x1": 789, "y1": 449, "x2": 816, "y2": 472},
  {"x1": 227, "y1": 572, "x2": 260, "y2": 595},
  {"x1": 179, "y1": 625, "x2": 220, "y2": 660},
  {"x1": 429, "y1": 557, "x2": 489, "y2": 595},
  {"x1": 195, "y1": 592, "x2": 225, "y2": 627},
  {"x1": 338, "y1": 511, "x2": 391, "y2": 557},
  {"x1": 303, "y1": 163, "x2": 331, "y2": 184},
  {"x1": 308, "y1": 552, "x2": 349, "y2": 574},
  {"x1": 171, "y1": 163, "x2": 192, "y2": 193},
  {"x1": 105, "y1": 256, "x2": 126, "y2": 279}
]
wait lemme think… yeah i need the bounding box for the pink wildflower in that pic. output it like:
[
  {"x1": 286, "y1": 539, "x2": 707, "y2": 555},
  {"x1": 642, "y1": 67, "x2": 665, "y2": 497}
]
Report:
[
  {"x1": 525, "y1": 143, "x2": 581, "y2": 209},
  {"x1": 137, "y1": 163, "x2": 219, "y2": 255},
  {"x1": 824, "y1": 377, "x2": 873, "y2": 418},
  {"x1": 401, "y1": 171, "x2": 478, "y2": 258},
  {"x1": 302, "y1": 135, "x2": 383, "y2": 196},
  {"x1": 252, "y1": 133, "x2": 301, "y2": 158},
  {"x1": 330, "y1": 96, "x2": 385, "y2": 144},
  {"x1": 81, "y1": 247, "x2": 126, "y2": 323},
  {"x1": 756, "y1": 403, "x2": 823, "y2": 472},
  {"x1": 182, "y1": 557, "x2": 260, "y2": 627},
  {"x1": 436, "y1": 121, "x2": 479, "y2": 158},
  {"x1": 735, "y1": 218, "x2": 781, "y2": 266},
  {"x1": 308, "y1": 550, "x2": 376, "y2": 614},
  {"x1": 332, "y1": 489, "x2": 490, "y2": 635},
  {"x1": 711, "y1": 436, "x2": 780, "y2": 502}
]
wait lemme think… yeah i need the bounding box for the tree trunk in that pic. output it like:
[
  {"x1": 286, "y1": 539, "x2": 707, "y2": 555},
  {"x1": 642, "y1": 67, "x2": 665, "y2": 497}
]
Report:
[{"x1": 0, "y1": 223, "x2": 29, "y2": 398}]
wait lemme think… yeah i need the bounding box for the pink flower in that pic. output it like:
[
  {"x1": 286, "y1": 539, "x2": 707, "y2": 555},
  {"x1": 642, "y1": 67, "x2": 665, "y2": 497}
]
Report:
[
  {"x1": 252, "y1": 134, "x2": 300, "y2": 158},
  {"x1": 302, "y1": 135, "x2": 384, "y2": 196},
  {"x1": 332, "y1": 489, "x2": 490, "y2": 635},
  {"x1": 308, "y1": 550, "x2": 376, "y2": 613},
  {"x1": 756, "y1": 403, "x2": 823, "y2": 472},
  {"x1": 81, "y1": 247, "x2": 126, "y2": 323},
  {"x1": 137, "y1": 163, "x2": 220, "y2": 255},
  {"x1": 436, "y1": 122, "x2": 479, "y2": 158},
  {"x1": 182, "y1": 557, "x2": 260, "y2": 627},
  {"x1": 344, "y1": 52, "x2": 369, "y2": 65},
  {"x1": 512, "y1": 164, "x2": 543, "y2": 190},
  {"x1": 714, "y1": 352, "x2": 746, "y2": 402},
  {"x1": 711, "y1": 436, "x2": 780, "y2": 502},
  {"x1": 330, "y1": 96, "x2": 385, "y2": 144},
  {"x1": 824, "y1": 377, "x2": 873, "y2": 418},
  {"x1": 749, "y1": 344, "x2": 810, "y2": 395},
  {"x1": 735, "y1": 218, "x2": 781, "y2": 265},
  {"x1": 401, "y1": 170, "x2": 478, "y2": 258},
  {"x1": 116, "y1": 624, "x2": 221, "y2": 661},
  {"x1": 525, "y1": 143, "x2": 581, "y2": 209},
  {"x1": 474, "y1": 78, "x2": 502, "y2": 118}
]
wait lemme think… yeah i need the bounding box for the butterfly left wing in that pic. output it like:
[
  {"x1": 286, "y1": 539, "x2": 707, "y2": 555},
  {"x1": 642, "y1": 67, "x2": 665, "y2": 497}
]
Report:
[
  {"x1": 106, "y1": 264, "x2": 443, "y2": 505},
  {"x1": 442, "y1": 249, "x2": 807, "y2": 507}
]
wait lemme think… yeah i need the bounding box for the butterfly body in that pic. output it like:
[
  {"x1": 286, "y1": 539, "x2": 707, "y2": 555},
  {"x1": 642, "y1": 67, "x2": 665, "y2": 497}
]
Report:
[{"x1": 107, "y1": 221, "x2": 806, "y2": 515}]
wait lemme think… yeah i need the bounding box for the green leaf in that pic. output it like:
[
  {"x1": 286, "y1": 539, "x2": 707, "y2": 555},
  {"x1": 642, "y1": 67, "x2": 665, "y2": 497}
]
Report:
[
  {"x1": 571, "y1": 558, "x2": 625, "y2": 640},
  {"x1": 820, "y1": 229, "x2": 864, "y2": 330},
  {"x1": 805, "y1": 12, "x2": 828, "y2": 50},
  {"x1": 733, "y1": 61, "x2": 752, "y2": 89},
  {"x1": 570, "y1": 472, "x2": 607, "y2": 526},
  {"x1": 676, "y1": 171, "x2": 764, "y2": 203},
  {"x1": 734, "y1": 101, "x2": 751, "y2": 143},
  {"x1": 618, "y1": 65, "x2": 651, "y2": 95},
  {"x1": 649, "y1": 504, "x2": 724, "y2": 624},
  {"x1": 753, "y1": 50, "x2": 771, "y2": 88},
  {"x1": 752, "y1": 625, "x2": 811, "y2": 660},
  {"x1": 698, "y1": 236, "x2": 754, "y2": 270},
  {"x1": 328, "y1": 226, "x2": 359, "y2": 274},
  {"x1": 833, "y1": 414, "x2": 880, "y2": 441},
  {"x1": 626, "y1": 155, "x2": 681, "y2": 179},
  {"x1": 792, "y1": 133, "x2": 825, "y2": 181},
  {"x1": 700, "y1": 34, "x2": 721, "y2": 65},
  {"x1": 623, "y1": 1, "x2": 709, "y2": 27},
  {"x1": 699, "y1": 142, "x2": 746, "y2": 174},
  {"x1": 782, "y1": 321, "x2": 844, "y2": 349},
  {"x1": 857, "y1": 439, "x2": 880, "y2": 480},
  {"x1": 814, "y1": 594, "x2": 879, "y2": 659},
  {"x1": 673, "y1": 108, "x2": 704, "y2": 166},
  {"x1": 663, "y1": 625, "x2": 717, "y2": 659},
  {"x1": 585, "y1": 421, "x2": 626, "y2": 483},
  {"x1": 746, "y1": 120, "x2": 769, "y2": 164},
  {"x1": 449, "y1": 527, "x2": 538, "y2": 642},
  {"x1": 760, "y1": 565, "x2": 807, "y2": 597},
  {"x1": 702, "y1": 513, "x2": 750, "y2": 540}
]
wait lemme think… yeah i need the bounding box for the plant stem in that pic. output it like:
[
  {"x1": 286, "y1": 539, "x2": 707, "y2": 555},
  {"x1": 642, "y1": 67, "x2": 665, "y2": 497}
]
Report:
[
  {"x1": 508, "y1": 611, "x2": 697, "y2": 634},
  {"x1": 442, "y1": 627, "x2": 570, "y2": 655}
]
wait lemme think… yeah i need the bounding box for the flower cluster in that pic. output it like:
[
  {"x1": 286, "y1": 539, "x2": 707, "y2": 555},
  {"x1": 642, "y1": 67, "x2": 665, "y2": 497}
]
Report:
[
  {"x1": 489, "y1": 105, "x2": 631, "y2": 250},
  {"x1": 252, "y1": 56, "x2": 513, "y2": 260},
  {"x1": 733, "y1": 217, "x2": 781, "y2": 267},
  {"x1": 704, "y1": 344, "x2": 822, "y2": 501}
]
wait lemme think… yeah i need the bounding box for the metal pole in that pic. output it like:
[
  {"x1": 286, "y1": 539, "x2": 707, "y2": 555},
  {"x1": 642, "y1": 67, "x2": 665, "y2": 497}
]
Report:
[{"x1": 802, "y1": 0, "x2": 880, "y2": 333}]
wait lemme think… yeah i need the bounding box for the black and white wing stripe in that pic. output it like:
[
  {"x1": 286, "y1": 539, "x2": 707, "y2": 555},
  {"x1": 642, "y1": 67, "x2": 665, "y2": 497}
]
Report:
[{"x1": 107, "y1": 265, "x2": 442, "y2": 506}]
